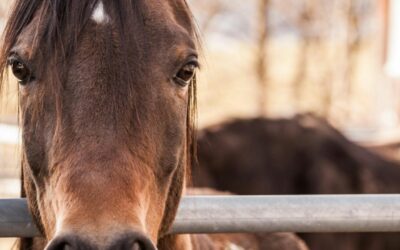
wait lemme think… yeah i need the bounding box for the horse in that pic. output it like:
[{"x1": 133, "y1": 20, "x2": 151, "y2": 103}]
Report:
[
  {"x1": 0, "y1": 1, "x2": 308, "y2": 249},
  {"x1": 193, "y1": 114, "x2": 400, "y2": 250}
]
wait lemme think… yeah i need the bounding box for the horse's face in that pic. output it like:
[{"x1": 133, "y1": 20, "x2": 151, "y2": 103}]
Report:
[{"x1": 4, "y1": 0, "x2": 197, "y2": 249}]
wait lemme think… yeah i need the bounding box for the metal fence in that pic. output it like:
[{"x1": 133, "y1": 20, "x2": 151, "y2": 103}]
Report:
[{"x1": 1, "y1": 195, "x2": 400, "y2": 237}]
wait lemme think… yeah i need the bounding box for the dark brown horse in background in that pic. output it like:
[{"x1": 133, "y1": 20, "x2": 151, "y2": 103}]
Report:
[
  {"x1": 0, "y1": 0, "x2": 308, "y2": 249},
  {"x1": 193, "y1": 114, "x2": 400, "y2": 250}
]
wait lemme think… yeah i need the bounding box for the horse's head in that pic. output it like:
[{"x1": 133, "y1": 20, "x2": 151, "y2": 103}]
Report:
[{"x1": 0, "y1": 0, "x2": 197, "y2": 249}]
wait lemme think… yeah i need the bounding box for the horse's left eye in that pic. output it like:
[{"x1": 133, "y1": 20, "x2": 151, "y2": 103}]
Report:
[
  {"x1": 8, "y1": 57, "x2": 32, "y2": 85},
  {"x1": 174, "y1": 62, "x2": 198, "y2": 87}
]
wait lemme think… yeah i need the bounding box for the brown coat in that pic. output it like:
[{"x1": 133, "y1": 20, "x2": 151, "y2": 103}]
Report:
[{"x1": 193, "y1": 114, "x2": 400, "y2": 250}]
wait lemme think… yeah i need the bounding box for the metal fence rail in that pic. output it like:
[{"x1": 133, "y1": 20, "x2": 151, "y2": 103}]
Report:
[{"x1": 2, "y1": 195, "x2": 400, "y2": 237}]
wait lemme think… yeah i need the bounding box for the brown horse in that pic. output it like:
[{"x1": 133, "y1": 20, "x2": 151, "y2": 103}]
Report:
[
  {"x1": 0, "y1": 1, "x2": 308, "y2": 249},
  {"x1": 193, "y1": 114, "x2": 400, "y2": 250}
]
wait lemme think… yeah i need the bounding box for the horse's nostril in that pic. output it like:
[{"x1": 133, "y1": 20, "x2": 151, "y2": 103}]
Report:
[
  {"x1": 46, "y1": 235, "x2": 91, "y2": 250},
  {"x1": 110, "y1": 231, "x2": 156, "y2": 250},
  {"x1": 47, "y1": 231, "x2": 155, "y2": 250},
  {"x1": 46, "y1": 241, "x2": 68, "y2": 250}
]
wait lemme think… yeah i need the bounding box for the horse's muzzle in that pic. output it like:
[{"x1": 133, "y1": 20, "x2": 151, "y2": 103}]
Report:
[{"x1": 45, "y1": 231, "x2": 157, "y2": 250}]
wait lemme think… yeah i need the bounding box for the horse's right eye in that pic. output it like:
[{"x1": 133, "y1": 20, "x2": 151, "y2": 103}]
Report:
[{"x1": 8, "y1": 57, "x2": 32, "y2": 85}]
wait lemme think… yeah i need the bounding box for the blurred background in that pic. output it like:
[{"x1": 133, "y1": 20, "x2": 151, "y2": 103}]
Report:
[
  {"x1": 192, "y1": 0, "x2": 399, "y2": 130},
  {"x1": 0, "y1": 0, "x2": 400, "y2": 248}
]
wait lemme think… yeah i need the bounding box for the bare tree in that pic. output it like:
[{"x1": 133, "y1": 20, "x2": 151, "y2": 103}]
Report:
[
  {"x1": 342, "y1": 0, "x2": 361, "y2": 118},
  {"x1": 292, "y1": 0, "x2": 315, "y2": 108},
  {"x1": 256, "y1": 0, "x2": 270, "y2": 116}
]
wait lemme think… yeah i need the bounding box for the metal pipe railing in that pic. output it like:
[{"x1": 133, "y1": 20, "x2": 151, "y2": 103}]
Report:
[{"x1": 2, "y1": 195, "x2": 400, "y2": 237}]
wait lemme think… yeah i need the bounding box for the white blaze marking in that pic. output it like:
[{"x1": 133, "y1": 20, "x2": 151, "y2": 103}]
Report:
[{"x1": 91, "y1": 1, "x2": 110, "y2": 24}]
